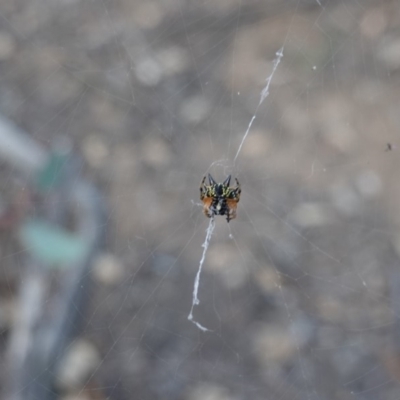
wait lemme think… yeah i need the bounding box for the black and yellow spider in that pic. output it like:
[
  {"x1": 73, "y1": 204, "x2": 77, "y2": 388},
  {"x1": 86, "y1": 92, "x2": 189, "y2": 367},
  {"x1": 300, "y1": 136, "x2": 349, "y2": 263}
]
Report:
[{"x1": 200, "y1": 174, "x2": 241, "y2": 222}]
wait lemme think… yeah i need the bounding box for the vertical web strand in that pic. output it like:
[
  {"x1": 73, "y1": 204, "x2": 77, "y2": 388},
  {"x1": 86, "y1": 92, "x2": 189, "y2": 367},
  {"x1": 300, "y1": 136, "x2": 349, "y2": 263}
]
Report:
[{"x1": 189, "y1": 48, "x2": 283, "y2": 332}]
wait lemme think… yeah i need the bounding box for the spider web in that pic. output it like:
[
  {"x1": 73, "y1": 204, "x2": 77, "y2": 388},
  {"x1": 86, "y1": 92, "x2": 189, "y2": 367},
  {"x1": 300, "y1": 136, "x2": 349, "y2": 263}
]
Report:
[
  {"x1": 0, "y1": 0, "x2": 400, "y2": 400},
  {"x1": 188, "y1": 47, "x2": 284, "y2": 331}
]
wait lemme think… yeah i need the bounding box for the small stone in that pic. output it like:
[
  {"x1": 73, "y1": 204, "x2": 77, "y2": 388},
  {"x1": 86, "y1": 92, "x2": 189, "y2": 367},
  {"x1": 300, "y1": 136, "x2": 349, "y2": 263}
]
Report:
[
  {"x1": 134, "y1": 185, "x2": 164, "y2": 228},
  {"x1": 254, "y1": 266, "x2": 281, "y2": 294},
  {"x1": 31, "y1": 46, "x2": 67, "y2": 73},
  {"x1": 122, "y1": 347, "x2": 147, "y2": 376},
  {"x1": 82, "y1": 135, "x2": 109, "y2": 168},
  {"x1": 316, "y1": 297, "x2": 343, "y2": 321},
  {"x1": 290, "y1": 202, "x2": 333, "y2": 228},
  {"x1": 0, "y1": 299, "x2": 16, "y2": 330},
  {"x1": 360, "y1": 8, "x2": 387, "y2": 39},
  {"x1": 252, "y1": 323, "x2": 297, "y2": 365},
  {"x1": 132, "y1": 1, "x2": 164, "y2": 29},
  {"x1": 92, "y1": 253, "x2": 124, "y2": 286},
  {"x1": 135, "y1": 57, "x2": 162, "y2": 86},
  {"x1": 323, "y1": 122, "x2": 356, "y2": 153},
  {"x1": 219, "y1": 262, "x2": 247, "y2": 289},
  {"x1": 0, "y1": 32, "x2": 15, "y2": 60},
  {"x1": 330, "y1": 182, "x2": 360, "y2": 216},
  {"x1": 56, "y1": 339, "x2": 101, "y2": 392},
  {"x1": 157, "y1": 46, "x2": 190, "y2": 76},
  {"x1": 332, "y1": 343, "x2": 365, "y2": 378},
  {"x1": 377, "y1": 37, "x2": 400, "y2": 71},
  {"x1": 12, "y1": 4, "x2": 51, "y2": 36},
  {"x1": 282, "y1": 104, "x2": 311, "y2": 137},
  {"x1": 60, "y1": 395, "x2": 89, "y2": 400},
  {"x1": 240, "y1": 130, "x2": 271, "y2": 158},
  {"x1": 187, "y1": 383, "x2": 235, "y2": 400},
  {"x1": 207, "y1": 244, "x2": 248, "y2": 289},
  {"x1": 141, "y1": 137, "x2": 172, "y2": 168},
  {"x1": 40, "y1": 72, "x2": 81, "y2": 107},
  {"x1": 179, "y1": 96, "x2": 210, "y2": 125},
  {"x1": 291, "y1": 314, "x2": 315, "y2": 347},
  {"x1": 391, "y1": 233, "x2": 400, "y2": 260},
  {"x1": 355, "y1": 170, "x2": 382, "y2": 198},
  {"x1": 151, "y1": 254, "x2": 176, "y2": 276},
  {"x1": 317, "y1": 326, "x2": 342, "y2": 349},
  {"x1": 89, "y1": 96, "x2": 128, "y2": 134},
  {"x1": 204, "y1": 0, "x2": 238, "y2": 14},
  {"x1": 354, "y1": 81, "x2": 382, "y2": 105},
  {"x1": 317, "y1": 97, "x2": 356, "y2": 153},
  {"x1": 327, "y1": 3, "x2": 358, "y2": 33},
  {"x1": 57, "y1": 0, "x2": 81, "y2": 5}
]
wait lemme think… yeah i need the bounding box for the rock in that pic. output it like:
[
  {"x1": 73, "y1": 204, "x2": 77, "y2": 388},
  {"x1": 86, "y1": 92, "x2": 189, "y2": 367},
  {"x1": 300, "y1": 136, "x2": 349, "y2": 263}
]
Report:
[
  {"x1": 82, "y1": 135, "x2": 109, "y2": 168},
  {"x1": 330, "y1": 181, "x2": 360, "y2": 216},
  {"x1": 186, "y1": 383, "x2": 236, "y2": 400},
  {"x1": 316, "y1": 296, "x2": 343, "y2": 321},
  {"x1": 131, "y1": 1, "x2": 164, "y2": 29},
  {"x1": 92, "y1": 253, "x2": 125, "y2": 286},
  {"x1": 60, "y1": 394, "x2": 89, "y2": 400},
  {"x1": 40, "y1": 72, "x2": 82, "y2": 107},
  {"x1": 317, "y1": 97, "x2": 356, "y2": 153},
  {"x1": 253, "y1": 315, "x2": 314, "y2": 367},
  {"x1": 135, "y1": 57, "x2": 162, "y2": 86},
  {"x1": 56, "y1": 339, "x2": 101, "y2": 392},
  {"x1": 254, "y1": 266, "x2": 281, "y2": 294},
  {"x1": 253, "y1": 323, "x2": 298, "y2": 365},
  {"x1": 240, "y1": 130, "x2": 271, "y2": 159},
  {"x1": 290, "y1": 202, "x2": 333, "y2": 228},
  {"x1": 207, "y1": 244, "x2": 248, "y2": 289},
  {"x1": 157, "y1": 46, "x2": 190, "y2": 76},
  {"x1": 179, "y1": 96, "x2": 210, "y2": 125},
  {"x1": 89, "y1": 96, "x2": 128, "y2": 134},
  {"x1": 141, "y1": 137, "x2": 172, "y2": 168},
  {"x1": 0, "y1": 32, "x2": 16, "y2": 60},
  {"x1": 355, "y1": 170, "x2": 382, "y2": 198},
  {"x1": 377, "y1": 37, "x2": 400, "y2": 71},
  {"x1": 360, "y1": 8, "x2": 387, "y2": 39},
  {"x1": 0, "y1": 298, "x2": 16, "y2": 331}
]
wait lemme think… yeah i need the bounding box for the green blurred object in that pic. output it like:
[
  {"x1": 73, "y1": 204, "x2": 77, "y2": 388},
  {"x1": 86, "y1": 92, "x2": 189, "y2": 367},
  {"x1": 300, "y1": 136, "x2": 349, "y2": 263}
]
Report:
[
  {"x1": 35, "y1": 153, "x2": 69, "y2": 192},
  {"x1": 19, "y1": 219, "x2": 89, "y2": 267}
]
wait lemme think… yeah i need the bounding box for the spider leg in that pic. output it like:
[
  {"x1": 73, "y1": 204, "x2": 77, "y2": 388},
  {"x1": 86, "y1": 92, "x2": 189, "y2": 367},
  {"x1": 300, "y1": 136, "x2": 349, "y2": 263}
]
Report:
[
  {"x1": 199, "y1": 176, "x2": 206, "y2": 200},
  {"x1": 235, "y1": 178, "x2": 241, "y2": 190},
  {"x1": 233, "y1": 178, "x2": 241, "y2": 201},
  {"x1": 208, "y1": 173, "x2": 217, "y2": 185},
  {"x1": 223, "y1": 175, "x2": 231, "y2": 186}
]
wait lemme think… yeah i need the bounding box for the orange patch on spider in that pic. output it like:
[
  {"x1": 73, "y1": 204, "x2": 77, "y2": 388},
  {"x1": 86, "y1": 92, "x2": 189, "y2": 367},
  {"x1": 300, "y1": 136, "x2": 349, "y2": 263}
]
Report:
[
  {"x1": 202, "y1": 197, "x2": 213, "y2": 217},
  {"x1": 226, "y1": 199, "x2": 238, "y2": 210}
]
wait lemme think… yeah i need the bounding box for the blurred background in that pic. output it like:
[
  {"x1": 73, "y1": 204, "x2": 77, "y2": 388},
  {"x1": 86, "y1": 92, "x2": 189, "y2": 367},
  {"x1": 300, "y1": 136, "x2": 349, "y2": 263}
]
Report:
[{"x1": 0, "y1": 0, "x2": 400, "y2": 399}]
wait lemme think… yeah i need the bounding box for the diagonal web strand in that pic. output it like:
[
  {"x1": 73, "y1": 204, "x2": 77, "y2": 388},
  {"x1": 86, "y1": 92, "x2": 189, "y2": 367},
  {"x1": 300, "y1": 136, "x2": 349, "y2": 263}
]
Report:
[
  {"x1": 188, "y1": 217, "x2": 215, "y2": 332},
  {"x1": 234, "y1": 47, "x2": 284, "y2": 162}
]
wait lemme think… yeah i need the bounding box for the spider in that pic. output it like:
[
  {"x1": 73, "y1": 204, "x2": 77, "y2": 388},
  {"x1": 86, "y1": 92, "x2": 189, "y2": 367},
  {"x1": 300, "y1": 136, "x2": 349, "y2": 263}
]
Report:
[{"x1": 200, "y1": 174, "x2": 241, "y2": 222}]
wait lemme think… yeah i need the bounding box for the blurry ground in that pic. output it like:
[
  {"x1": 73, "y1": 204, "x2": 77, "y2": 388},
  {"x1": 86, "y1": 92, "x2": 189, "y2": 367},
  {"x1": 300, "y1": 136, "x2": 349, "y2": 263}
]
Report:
[{"x1": 1, "y1": 0, "x2": 400, "y2": 399}]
